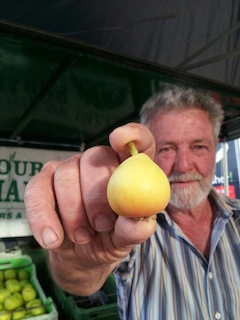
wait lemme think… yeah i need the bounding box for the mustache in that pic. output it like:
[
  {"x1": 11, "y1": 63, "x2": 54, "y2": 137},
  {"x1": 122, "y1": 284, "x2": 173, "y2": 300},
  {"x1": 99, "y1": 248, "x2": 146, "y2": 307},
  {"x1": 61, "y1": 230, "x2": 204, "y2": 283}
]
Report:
[{"x1": 168, "y1": 172, "x2": 203, "y2": 183}]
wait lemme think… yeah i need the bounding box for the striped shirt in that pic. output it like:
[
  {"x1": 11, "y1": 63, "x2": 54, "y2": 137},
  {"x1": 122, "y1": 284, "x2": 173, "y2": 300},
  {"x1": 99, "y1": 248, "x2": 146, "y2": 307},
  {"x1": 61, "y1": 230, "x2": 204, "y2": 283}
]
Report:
[{"x1": 114, "y1": 188, "x2": 240, "y2": 320}]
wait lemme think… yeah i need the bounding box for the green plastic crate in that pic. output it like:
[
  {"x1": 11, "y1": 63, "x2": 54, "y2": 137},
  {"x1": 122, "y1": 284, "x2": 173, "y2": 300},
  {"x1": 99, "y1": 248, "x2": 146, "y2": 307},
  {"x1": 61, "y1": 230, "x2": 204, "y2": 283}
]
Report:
[
  {"x1": 52, "y1": 275, "x2": 119, "y2": 320},
  {"x1": 0, "y1": 254, "x2": 58, "y2": 320}
]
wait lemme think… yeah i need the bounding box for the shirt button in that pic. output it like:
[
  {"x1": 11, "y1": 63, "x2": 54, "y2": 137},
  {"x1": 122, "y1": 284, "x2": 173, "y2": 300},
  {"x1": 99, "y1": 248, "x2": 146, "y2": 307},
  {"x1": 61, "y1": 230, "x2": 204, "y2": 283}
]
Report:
[
  {"x1": 215, "y1": 312, "x2": 221, "y2": 319},
  {"x1": 208, "y1": 272, "x2": 213, "y2": 279}
]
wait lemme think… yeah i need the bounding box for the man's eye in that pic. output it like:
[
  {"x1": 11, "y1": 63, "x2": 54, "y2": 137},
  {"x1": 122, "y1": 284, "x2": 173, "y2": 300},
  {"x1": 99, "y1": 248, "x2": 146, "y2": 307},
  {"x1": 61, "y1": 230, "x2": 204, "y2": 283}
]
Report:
[
  {"x1": 193, "y1": 145, "x2": 206, "y2": 150},
  {"x1": 192, "y1": 145, "x2": 208, "y2": 156},
  {"x1": 159, "y1": 146, "x2": 175, "y2": 153}
]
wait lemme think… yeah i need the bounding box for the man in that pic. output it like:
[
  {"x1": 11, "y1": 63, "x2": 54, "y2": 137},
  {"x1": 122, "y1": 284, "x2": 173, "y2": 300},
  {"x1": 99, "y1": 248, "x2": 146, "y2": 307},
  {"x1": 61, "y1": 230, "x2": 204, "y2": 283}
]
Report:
[{"x1": 24, "y1": 86, "x2": 240, "y2": 319}]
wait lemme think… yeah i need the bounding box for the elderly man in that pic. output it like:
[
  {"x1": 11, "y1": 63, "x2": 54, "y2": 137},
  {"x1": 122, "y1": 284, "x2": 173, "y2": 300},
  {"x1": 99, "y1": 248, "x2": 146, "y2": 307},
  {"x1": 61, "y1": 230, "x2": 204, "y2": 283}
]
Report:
[{"x1": 24, "y1": 86, "x2": 240, "y2": 320}]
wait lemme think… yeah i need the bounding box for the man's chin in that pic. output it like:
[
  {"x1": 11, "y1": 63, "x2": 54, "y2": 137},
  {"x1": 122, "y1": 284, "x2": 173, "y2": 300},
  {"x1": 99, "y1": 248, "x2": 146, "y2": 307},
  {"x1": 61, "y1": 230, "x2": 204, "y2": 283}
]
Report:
[{"x1": 169, "y1": 186, "x2": 211, "y2": 209}]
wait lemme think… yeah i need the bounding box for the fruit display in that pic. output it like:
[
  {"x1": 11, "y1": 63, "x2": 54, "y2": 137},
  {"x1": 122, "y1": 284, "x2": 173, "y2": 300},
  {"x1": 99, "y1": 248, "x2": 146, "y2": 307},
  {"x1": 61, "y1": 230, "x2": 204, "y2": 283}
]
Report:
[
  {"x1": 107, "y1": 142, "x2": 171, "y2": 218},
  {"x1": 0, "y1": 268, "x2": 45, "y2": 319},
  {"x1": 0, "y1": 255, "x2": 58, "y2": 320}
]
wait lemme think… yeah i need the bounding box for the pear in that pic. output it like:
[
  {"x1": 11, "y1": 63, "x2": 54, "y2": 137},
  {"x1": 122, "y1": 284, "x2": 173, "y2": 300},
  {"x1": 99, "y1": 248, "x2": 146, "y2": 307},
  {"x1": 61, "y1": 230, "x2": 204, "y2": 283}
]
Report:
[{"x1": 107, "y1": 142, "x2": 170, "y2": 218}]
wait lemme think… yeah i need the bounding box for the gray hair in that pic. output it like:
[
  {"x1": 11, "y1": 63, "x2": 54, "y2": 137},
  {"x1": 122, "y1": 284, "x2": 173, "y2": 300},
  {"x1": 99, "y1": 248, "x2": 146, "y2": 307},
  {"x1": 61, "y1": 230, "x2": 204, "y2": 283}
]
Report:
[{"x1": 140, "y1": 86, "x2": 224, "y2": 141}]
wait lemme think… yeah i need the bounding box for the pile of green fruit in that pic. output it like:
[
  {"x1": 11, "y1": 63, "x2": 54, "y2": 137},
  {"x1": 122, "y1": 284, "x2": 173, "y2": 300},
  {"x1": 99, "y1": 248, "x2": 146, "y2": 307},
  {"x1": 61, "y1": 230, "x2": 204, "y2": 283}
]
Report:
[{"x1": 0, "y1": 267, "x2": 46, "y2": 320}]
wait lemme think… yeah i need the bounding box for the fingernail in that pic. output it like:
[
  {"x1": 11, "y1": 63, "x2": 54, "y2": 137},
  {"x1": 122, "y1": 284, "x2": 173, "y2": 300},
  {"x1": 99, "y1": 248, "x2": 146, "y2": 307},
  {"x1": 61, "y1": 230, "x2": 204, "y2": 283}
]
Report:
[
  {"x1": 42, "y1": 228, "x2": 58, "y2": 247},
  {"x1": 74, "y1": 228, "x2": 92, "y2": 244}
]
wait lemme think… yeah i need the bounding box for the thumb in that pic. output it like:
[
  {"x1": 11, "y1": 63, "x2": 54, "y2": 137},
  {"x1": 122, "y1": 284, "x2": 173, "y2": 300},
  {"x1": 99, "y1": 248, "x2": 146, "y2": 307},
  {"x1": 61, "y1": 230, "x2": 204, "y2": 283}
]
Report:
[{"x1": 113, "y1": 215, "x2": 157, "y2": 249}]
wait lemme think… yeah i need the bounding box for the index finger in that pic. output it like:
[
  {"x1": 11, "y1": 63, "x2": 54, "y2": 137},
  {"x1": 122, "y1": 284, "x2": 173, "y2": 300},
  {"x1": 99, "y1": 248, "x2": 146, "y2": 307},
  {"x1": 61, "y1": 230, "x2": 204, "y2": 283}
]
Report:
[{"x1": 109, "y1": 122, "x2": 155, "y2": 161}]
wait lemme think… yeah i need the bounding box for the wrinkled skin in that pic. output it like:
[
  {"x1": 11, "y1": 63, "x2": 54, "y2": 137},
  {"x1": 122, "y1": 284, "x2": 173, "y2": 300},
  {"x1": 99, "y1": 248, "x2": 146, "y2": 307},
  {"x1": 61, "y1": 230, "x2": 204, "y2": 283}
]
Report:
[
  {"x1": 24, "y1": 108, "x2": 218, "y2": 295},
  {"x1": 24, "y1": 123, "x2": 157, "y2": 295},
  {"x1": 150, "y1": 108, "x2": 217, "y2": 258}
]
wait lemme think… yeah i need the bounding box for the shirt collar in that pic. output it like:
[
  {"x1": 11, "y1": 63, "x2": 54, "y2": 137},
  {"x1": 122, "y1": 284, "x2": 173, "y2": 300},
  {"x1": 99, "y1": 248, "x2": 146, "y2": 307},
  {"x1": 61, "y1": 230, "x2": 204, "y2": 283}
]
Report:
[
  {"x1": 210, "y1": 187, "x2": 240, "y2": 220},
  {"x1": 158, "y1": 187, "x2": 240, "y2": 224}
]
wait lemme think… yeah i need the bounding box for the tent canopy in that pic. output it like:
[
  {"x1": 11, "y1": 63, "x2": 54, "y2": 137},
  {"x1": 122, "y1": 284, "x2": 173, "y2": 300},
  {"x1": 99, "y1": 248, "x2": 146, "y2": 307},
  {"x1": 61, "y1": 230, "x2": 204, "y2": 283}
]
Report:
[{"x1": 1, "y1": 1, "x2": 240, "y2": 150}]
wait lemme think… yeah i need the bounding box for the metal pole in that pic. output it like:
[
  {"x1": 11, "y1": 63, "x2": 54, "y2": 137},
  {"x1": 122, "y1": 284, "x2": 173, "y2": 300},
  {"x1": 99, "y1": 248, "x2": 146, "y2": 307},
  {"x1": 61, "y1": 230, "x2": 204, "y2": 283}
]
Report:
[
  {"x1": 222, "y1": 140, "x2": 229, "y2": 196},
  {"x1": 234, "y1": 139, "x2": 240, "y2": 191}
]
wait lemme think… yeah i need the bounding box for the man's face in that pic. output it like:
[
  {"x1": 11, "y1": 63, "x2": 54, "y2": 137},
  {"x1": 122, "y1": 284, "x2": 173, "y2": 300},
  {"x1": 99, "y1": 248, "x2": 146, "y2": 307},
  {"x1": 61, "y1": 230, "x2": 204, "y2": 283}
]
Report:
[{"x1": 150, "y1": 108, "x2": 217, "y2": 210}]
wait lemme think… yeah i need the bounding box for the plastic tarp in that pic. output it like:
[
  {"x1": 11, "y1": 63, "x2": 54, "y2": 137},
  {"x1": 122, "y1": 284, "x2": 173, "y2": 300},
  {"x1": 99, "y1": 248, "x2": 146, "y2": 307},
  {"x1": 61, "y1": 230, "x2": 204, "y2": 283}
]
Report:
[
  {"x1": 1, "y1": 0, "x2": 240, "y2": 88},
  {"x1": 0, "y1": 0, "x2": 240, "y2": 150}
]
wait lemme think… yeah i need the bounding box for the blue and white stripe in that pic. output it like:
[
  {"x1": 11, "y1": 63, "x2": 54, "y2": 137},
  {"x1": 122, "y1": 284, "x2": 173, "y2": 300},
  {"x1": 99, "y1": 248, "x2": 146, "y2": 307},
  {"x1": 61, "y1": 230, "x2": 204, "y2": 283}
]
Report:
[{"x1": 114, "y1": 188, "x2": 240, "y2": 320}]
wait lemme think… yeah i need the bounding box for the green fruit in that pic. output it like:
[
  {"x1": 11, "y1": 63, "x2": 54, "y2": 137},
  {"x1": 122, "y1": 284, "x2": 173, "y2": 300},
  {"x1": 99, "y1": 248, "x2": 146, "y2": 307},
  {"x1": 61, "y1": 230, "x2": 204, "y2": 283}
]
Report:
[
  {"x1": 0, "y1": 273, "x2": 4, "y2": 282},
  {"x1": 21, "y1": 287, "x2": 37, "y2": 303},
  {"x1": 12, "y1": 307, "x2": 27, "y2": 320},
  {"x1": 29, "y1": 300, "x2": 45, "y2": 316},
  {"x1": 19, "y1": 280, "x2": 30, "y2": 288},
  {"x1": 0, "y1": 282, "x2": 4, "y2": 290},
  {"x1": 12, "y1": 293, "x2": 23, "y2": 305},
  {"x1": 4, "y1": 269, "x2": 16, "y2": 281},
  {"x1": 17, "y1": 270, "x2": 29, "y2": 281},
  {"x1": 5, "y1": 279, "x2": 21, "y2": 293},
  {"x1": 26, "y1": 299, "x2": 41, "y2": 309},
  {"x1": 0, "y1": 310, "x2": 11, "y2": 320},
  {"x1": 22, "y1": 284, "x2": 33, "y2": 290},
  {"x1": 107, "y1": 142, "x2": 171, "y2": 218},
  {"x1": 4, "y1": 293, "x2": 23, "y2": 311},
  {"x1": 0, "y1": 289, "x2": 11, "y2": 304},
  {"x1": 26, "y1": 299, "x2": 46, "y2": 316}
]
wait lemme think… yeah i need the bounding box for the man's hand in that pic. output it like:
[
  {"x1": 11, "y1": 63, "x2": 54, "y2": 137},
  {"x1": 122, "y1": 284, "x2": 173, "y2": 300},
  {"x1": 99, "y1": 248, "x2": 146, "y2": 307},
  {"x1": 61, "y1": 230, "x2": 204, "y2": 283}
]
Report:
[{"x1": 24, "y1": 123, "x2": 157, "y2": 295}]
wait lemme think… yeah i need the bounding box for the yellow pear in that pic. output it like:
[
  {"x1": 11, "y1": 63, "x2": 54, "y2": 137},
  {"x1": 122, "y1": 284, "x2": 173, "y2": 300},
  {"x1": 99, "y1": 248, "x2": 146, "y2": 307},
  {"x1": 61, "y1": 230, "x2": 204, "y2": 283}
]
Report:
[{"x1": 107, "y1": 142, "x2": 170, "y2": 218}]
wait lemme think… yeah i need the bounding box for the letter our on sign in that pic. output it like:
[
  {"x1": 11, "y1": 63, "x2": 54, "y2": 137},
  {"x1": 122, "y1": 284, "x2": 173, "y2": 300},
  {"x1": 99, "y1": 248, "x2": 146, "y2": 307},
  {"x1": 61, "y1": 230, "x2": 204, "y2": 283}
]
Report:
[
  {"x1": 0, "y1": 159, "x2": 43, "y2": 177},
  {"x1": 29, "y1": 161, "x2": 43, "y2": 176}
]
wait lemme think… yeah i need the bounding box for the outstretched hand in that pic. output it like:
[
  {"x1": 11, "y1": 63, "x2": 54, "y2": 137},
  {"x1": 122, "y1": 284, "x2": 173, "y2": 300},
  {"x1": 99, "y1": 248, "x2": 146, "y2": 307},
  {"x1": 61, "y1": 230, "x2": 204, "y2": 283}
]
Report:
[{"x1": 24, "y1": 122, "x2": 157, "y2": 295}]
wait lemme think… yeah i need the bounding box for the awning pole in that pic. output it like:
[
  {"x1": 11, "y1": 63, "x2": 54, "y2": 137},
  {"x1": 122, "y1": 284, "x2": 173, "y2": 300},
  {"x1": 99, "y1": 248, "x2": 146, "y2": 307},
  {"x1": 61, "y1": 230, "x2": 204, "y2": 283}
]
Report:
[
  {"x1": 234, "y1": 139, "x2": 240, "y2": 190},
  {"x1": 222, "y1": 140, "x2": 229, "y2": 196}
]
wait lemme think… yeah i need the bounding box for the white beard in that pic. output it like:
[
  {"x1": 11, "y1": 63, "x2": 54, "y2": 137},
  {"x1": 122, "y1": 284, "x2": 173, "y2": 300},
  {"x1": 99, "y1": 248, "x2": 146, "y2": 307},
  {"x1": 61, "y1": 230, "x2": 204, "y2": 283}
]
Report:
[{"x1": 168, "y1": 172, "x2": 214, "y2": 209}]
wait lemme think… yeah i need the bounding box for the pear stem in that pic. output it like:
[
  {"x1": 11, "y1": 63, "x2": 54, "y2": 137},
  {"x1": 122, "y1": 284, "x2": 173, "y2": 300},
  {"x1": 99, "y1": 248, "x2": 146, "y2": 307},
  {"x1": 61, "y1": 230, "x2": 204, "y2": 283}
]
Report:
[{"x1": 128, "y1": 142, "x2": 139, "y2": 156}]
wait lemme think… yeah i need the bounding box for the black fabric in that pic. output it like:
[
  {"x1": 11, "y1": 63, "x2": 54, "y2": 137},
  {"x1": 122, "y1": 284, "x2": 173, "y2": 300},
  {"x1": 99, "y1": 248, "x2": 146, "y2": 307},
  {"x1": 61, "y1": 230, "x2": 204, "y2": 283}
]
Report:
[
  {"x1": 1, "y1": 0, "x2": 240, "y2": 88},
  {"x1": 0, "y1": 237, "x2": 31, "y2": 252}
]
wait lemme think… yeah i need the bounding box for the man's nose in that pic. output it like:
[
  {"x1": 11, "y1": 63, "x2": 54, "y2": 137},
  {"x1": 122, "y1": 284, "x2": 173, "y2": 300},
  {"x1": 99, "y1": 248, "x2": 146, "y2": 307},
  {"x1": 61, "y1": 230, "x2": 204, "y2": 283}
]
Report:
[{"x1": 174, "y1": 149, "x2": 193, "y2": 173}]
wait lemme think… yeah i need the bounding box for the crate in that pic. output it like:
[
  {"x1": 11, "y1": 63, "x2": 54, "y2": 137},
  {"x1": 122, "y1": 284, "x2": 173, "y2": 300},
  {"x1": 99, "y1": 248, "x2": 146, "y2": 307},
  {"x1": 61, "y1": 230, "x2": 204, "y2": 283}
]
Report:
[
  {"x1": 52, "y1": 274, "x2": 119, "y2": 320},
  {"x1": 0, "y1": 253, "x2": 58, "y2": 320}
]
